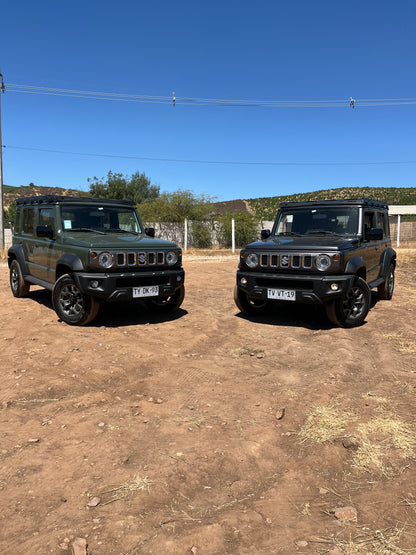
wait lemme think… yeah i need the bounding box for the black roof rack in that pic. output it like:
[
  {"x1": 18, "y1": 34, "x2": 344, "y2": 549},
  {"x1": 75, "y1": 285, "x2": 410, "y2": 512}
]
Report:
[
  {"x1": 279, "y1": 198, "x2": 389, "y2": 210},
  {"x1": 15, "y1": 195, "x2": 136, "y2": 206}
]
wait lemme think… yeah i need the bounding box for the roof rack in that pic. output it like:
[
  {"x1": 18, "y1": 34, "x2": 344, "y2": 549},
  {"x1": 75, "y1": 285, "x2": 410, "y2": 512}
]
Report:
[
  {"x1": 279, "y1": 198, "x2": 389, "y2": 210},
  {"x1": 15, "y1": 195, "x2": 136, "y2": 206}
]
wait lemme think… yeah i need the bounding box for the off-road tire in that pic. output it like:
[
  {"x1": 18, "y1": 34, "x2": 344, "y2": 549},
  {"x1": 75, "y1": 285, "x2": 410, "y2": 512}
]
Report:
[
  {"x1": 52, "y1": 274, "x2": 100, "y2": 325},
  {"x1": 378, "y1": 263, "x2": 395, "y2": 300},
  {"x1": 234, "y1": 285, "x2": 271, "y2": 315},
  {"x1": 325, "y1": 277, "x2": 371, "y2": 328},
  {"x1": 144, "y1": 285, "x2": 185, "y2": 313},
  {"x1": 10, "y1": 259, "x2": 30, "y2": 297}
]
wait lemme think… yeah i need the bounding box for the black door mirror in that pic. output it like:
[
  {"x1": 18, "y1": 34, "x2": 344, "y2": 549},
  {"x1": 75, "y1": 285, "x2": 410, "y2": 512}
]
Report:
[
  {"x1": 145, "y1": 227, "x2": 155, "y2": 238},
  {"x1": 36, "y1": 225, "x2": 54, "y2": 239},
  {"x1": 261, "y1": 229, "x2": 271, "y2": 240},
  {"x1": 366, "y1": 227, "x2": 383, "y2": 241}
]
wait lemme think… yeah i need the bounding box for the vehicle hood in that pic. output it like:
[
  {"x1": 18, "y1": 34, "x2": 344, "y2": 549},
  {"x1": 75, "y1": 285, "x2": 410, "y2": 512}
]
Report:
[
  {"x1": 245, "y1": 235, "x2": 359, "y2": 251},
  {"x1": 60, "y1": 232, "x2": 178, "y2": 249}
]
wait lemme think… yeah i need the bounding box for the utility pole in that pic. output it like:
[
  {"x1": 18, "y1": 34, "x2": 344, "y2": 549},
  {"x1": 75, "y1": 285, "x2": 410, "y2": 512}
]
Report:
[{"x1": 0, "y1": 72, "x2": 4, "y2": 249}]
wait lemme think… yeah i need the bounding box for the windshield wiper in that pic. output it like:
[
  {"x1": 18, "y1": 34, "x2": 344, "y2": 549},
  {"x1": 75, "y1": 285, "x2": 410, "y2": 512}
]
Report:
[
  {"x1": 108, "y1": 228, "x2": 139, "y2": 235},
  {"x1": 70, "y1": 227, "x2": 106, "y2": 235},
  {"x1": 276, "y1": 231, "x2": 303, "y2": 237},
  {"x1": 305, "y1": 230, "x2": 343, "y2": 236}
]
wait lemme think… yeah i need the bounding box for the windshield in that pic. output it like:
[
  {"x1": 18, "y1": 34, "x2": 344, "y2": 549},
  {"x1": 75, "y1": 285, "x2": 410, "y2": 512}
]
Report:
[
  {"x1": 60, "y1": 204, "x2": 142, "y2": 234},
  {"x1": 274, "y1": 206, "x2": 359, "y2": 236}
]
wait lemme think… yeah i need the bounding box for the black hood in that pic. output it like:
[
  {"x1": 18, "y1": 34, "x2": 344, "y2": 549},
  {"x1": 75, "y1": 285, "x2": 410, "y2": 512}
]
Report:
[{"x1": 245, "y1": 235, "x2": 360, "y2": 252}]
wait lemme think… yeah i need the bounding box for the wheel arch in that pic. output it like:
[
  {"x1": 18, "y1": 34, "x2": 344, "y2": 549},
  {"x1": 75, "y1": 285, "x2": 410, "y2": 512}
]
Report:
[
  {"x1": 345, "y1": 256, "x2": 367, "y2": 281},
  {"x1": 7, "y1": 245, "x2": 29, "y2": 274},
  {"x1": 55, "y1": 253, "x2": 85, "y2": 281}
]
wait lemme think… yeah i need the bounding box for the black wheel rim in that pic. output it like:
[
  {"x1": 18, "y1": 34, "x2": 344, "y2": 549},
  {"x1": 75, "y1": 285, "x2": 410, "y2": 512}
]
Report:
[
  {"x1": 58, "y1": 283, "x2": 85, "y2": 317},
  {"x1": 11, "y1": 267, "x2": 19, "y2": 292},
  {"x1": 387, "y1": 270, "x2": 394, "y2": 296},
  {"x1": 342, "y1": 286, "x2": 366, "y2": 320}
]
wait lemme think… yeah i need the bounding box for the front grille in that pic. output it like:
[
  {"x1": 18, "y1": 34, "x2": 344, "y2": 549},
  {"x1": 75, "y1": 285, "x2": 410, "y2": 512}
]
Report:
[
  {"x1": 257, "y1": 253, "x2": 315, "y2": 270},
  {"x1": 114, "y1": 251, "x2": 169, "y2": 269}
]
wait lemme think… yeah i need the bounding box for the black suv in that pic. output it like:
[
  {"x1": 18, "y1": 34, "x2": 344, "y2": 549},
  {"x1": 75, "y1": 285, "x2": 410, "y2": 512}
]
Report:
[
  {"x1": 8, "y1": 195, "x2": 185, "y2": 325},
  {"x1": 234, "y1": 198, "x2": 396, "y2": 327}
]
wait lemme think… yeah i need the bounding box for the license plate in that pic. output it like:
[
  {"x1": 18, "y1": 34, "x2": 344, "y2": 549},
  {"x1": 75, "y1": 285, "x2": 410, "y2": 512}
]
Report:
[
  {"x1": 267, "y1": 288, "x2": 296, "y2": 301},
  {"x1": 133, "y1": 286, "x2": 159, "y2": 298}
]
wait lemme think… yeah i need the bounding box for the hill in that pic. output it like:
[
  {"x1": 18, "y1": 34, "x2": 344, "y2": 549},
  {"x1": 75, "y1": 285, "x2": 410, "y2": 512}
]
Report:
[{"x1": 3, "y1": 184, "x2": 89, "y2": 210}]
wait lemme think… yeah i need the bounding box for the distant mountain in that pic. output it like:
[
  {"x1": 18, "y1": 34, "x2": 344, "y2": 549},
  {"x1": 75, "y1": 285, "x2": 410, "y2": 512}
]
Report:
[
  {"x1": 213, "y1": 186, "x2": 416, "y2": 220},
  {"x1": 3, "y1": 184, "x2": 89, "y2": 209}
]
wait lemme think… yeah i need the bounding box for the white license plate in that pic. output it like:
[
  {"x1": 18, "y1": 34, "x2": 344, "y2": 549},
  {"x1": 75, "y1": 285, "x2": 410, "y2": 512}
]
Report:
[
  {"x1": 267, "y1": 288, "x2": 296, "y2": 301},
  {"x1": 133, "y1": 286, "x2": 159, "y2": 298}
]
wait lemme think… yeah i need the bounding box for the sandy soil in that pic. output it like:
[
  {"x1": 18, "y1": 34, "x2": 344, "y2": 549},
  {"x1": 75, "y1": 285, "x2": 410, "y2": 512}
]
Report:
[{"x1": 0, "y1": 253, "x2": 415, "y2": 555}]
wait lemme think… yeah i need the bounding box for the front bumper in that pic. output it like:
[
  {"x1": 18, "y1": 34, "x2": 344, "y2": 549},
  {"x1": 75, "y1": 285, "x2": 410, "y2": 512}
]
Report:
[
  {"x1": 236, "y1": 270, "x2": 354, "y2": 304},
  {"x1": 74, "y1": 268, "x2": 185, "y2": 301}
]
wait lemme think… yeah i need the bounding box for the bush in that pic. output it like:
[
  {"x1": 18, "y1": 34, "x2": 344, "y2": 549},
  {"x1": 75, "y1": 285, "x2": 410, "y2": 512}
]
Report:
[
  {"x1": 217, "y1": 212, "x2": 258, "y2": 248},
  {"x1": 192, "y1": 221, "x2": 213, "y2": 248}
]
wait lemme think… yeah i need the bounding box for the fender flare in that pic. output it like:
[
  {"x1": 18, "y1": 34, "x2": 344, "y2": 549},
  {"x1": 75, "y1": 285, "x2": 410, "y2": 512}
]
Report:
[
  {"x1": 55, "y1": 253, "x2": 85, "y2": 276},
  {"x1": 344, "y1": 256, "x2": 366, "y2": 278},
  {"x1": 8, "y1": 245, "x2": 29, "y2": 275}
]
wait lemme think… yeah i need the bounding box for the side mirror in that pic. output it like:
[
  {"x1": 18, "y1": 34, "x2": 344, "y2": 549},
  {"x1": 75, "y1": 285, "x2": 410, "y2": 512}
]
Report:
[
  {"x1": 145, "y1": 227, "x2": 155, "y2": 238},
  {"x1": 366, "y1": 227, "x2": 383, "y2": 241},
  {"x1": 261, "y1": 229, "x2": 271, "y2": 240},
  {"x1": 36, "y1": 225, "x2": 54, "y2": 239}
]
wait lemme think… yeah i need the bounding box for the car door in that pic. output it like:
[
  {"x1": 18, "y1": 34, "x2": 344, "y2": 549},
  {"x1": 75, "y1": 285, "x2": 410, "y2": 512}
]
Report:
[
  {"x1": 362, "y1": 210, "x2": 382, "y2": 283},
  {"x1": 34, "y1": 207, "x2": 57, "y2": 283}
]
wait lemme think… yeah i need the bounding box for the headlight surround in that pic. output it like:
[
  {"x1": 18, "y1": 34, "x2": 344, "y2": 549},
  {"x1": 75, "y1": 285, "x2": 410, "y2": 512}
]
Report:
[
  {"x1": 166, "y1": 251, "x2": 178, "y2": 266},
  {"x1": 245, "y1": 252, "x2": 259, "y2": 269},
  {"x1": 98, "y1": 251, "x2": 115, "y2": 269},
  {"x1": 315, "y1": 254, "x2": 331, "y2": 271}
]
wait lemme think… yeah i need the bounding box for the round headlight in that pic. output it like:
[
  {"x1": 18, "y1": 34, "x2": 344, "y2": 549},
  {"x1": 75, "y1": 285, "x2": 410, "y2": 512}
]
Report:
[
  {"x1": 315, "y1": 254, "x2": 331, "y2": 271},
  {"x1": 246, "y1": 253, "x2": 259, "y2": 269},
  {"x1": 98, "y1": 252, "x2": 115, "y2": 269},
  {"x1": 166, "y1": 251, "x2": 178, "y2": 265}
]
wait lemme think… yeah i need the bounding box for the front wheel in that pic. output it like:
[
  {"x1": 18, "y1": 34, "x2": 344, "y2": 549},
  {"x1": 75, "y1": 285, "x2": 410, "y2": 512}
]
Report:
[
  {"x1": 144, "y1": 285, "x2": 185, "y2": 313},
  {"x1": 234, "y1": 285, "x2": 271, "y2": 315},
  {"x1": 378, "y1": 263, "x2": 395, "y2": 300},
  {"x1": 10, "y1": 259, "x2": 30, "y2": 297},
  {"x1": 52, "y1": 274, "x2": 100, "y2": 325},
  {"x1": 325, "y1": 277, "x2": 370, "y2": 328}
]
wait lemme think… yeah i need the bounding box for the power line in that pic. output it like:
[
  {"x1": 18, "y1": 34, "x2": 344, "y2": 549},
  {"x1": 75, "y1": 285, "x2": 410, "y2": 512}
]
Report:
[
  {"x1": 6, "y1": 83, "x2": 416, "y2": 108},
  {"x1": 5, "y1": 145, "x2": 416, "y2": 167}
]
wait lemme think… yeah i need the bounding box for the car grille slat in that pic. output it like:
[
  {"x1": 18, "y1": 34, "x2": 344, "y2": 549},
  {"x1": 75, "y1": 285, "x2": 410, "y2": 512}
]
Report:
[
  {"x1": 253, "y1": 253, "x2": 315, "y2": 270},
  {"x1": 112, "y1": 251, "x2": 167, "y2": 269}
]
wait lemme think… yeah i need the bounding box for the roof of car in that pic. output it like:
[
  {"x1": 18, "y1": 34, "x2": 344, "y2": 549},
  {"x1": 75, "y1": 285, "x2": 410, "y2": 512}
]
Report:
[
  {"x1": 279, "y1": 198, "x2": 389, "y2": 210},
  {"x1": 15, "y1": 195, "x2": 136, "y2": 206}
]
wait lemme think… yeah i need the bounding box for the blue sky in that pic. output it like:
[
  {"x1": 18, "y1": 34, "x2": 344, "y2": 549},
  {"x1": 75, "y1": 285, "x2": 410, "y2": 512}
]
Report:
[{"x1": 1, "y1": 0, "x2": 416, "y2": 201}]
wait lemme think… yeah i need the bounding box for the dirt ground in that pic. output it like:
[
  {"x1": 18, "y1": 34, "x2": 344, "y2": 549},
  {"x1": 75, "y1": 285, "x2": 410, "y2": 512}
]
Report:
[{"x1": 1, "y1": 252, "x2": 415, "y2": 555}]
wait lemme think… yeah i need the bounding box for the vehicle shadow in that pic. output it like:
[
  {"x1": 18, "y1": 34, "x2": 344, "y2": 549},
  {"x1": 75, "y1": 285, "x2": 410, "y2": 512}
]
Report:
[
  {"x1": 26, "y1": 290, "x2": 187, "y2": 327},
  {"x1": 235, "y1": 291, "x2": 381, "y2": 330}
]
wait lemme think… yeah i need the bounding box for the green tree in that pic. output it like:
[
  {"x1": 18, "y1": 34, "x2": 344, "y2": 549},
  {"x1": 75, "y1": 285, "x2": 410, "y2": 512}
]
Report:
[
  {"x1": 138, "y1": 189, "x2": 215, "y2": 223},
  {"x1": 88, "y1": 171, "x2": 160, "y2": 203},
  {"x1": 217, "y1": 212, "x2": 258, "y2": 248}
]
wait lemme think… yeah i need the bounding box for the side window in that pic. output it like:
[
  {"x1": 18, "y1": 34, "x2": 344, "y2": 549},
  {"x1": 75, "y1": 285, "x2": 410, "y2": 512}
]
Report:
[
  {"x1": 363, "y1": 211, "x2": 375, "y2": 240},
  {"x1": 376, "y1": 212, "x2": 387, "y2": 238},
  {"x1": 39, "y1": 208, "x2": 55, "y2": 231},
  {"x1": 22, "y1": 207, "x2": 35, "y2": 234}
]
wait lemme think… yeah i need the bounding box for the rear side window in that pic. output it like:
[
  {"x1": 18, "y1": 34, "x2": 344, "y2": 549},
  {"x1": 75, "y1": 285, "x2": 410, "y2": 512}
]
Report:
[
  {"x1": 22, "y1": 207, "x2": 35, "y2": 234},
  {"x1": 39, "y1": 208, "x2": 55, "y2": 231},
  {"x1": 376, "y1": 212, "x2": 388, "y2": 238}
]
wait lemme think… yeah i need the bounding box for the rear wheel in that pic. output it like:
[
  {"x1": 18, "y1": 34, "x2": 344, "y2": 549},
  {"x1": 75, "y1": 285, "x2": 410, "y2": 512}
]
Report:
[
  {"x1": 144, "y1": 285, "x2": 185, "y2": 313},
  {"x1": 10, "y1": 260, "x2": 30, "y2": 297},
  {"x1": 52, "y1": 274, "x2": 99, "y2": 325},
  {"x1": 326, "y1": 277, "x2": 370, "y2": 328},
  {"x1": 234, "y1": 285, "x2": 271, "y2": 315},
  {"x1": 378, "y1": 263, "x2": 395, "y2": 300}
]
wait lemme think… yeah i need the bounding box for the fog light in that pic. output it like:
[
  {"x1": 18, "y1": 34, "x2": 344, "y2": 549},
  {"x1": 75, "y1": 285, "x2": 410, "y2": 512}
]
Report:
[
  {"x1": 330, "y1": 283, "x2": 339, "y2": 291},
  {"x1": 240, "y1": 277, "x2": 248, "y2": 285},
  {"x1": 90, "y1": 280, "x2": 100, "y2": 288}
]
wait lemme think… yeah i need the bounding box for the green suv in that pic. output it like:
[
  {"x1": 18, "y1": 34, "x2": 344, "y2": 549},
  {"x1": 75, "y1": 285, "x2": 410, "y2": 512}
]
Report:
[
  {"x1": 8, "y1": 195, "x2": 185, "y2": 325},
  {"x1": 234, "y1": 198, "x2": 396, "y2": 328}
]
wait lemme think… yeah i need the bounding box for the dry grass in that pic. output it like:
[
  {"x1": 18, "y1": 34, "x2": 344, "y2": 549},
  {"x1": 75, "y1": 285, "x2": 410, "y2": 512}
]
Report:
[
  {"x1": 0, "y1": 248, "x2": 7, "y2": 263},
  {"x1": 328, "y1": 524, "x2": 412, "y2": 554},
  {"x1": 183, "y1": 248, "x2": 236, "y2": 257},
  {"x1": 100, "y1": 473, "x2": 153, "y2": 505},
  {"x1": 297, "y1": 404, "x2": 354, "y2": 444},
  {"x1": 230, "y1": 345, "x2": 265, "y2": 357},
  {"x1": 383, "y1": 332, "x2": 416, "y2": 354}
]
